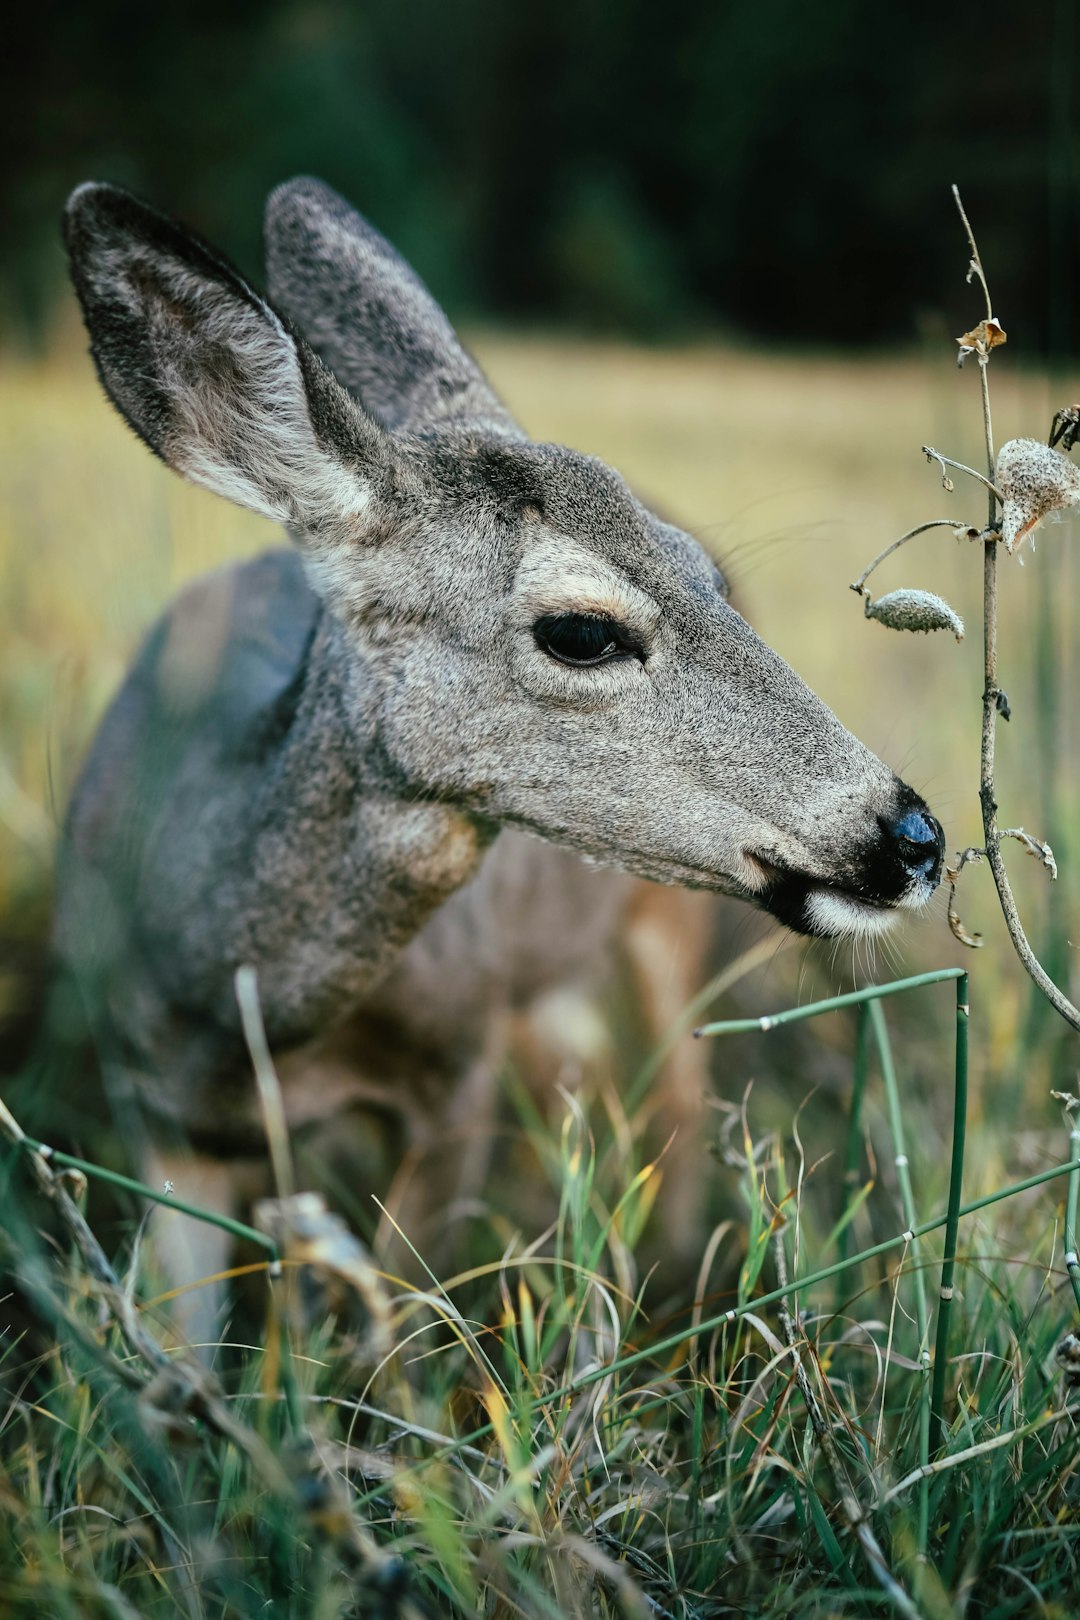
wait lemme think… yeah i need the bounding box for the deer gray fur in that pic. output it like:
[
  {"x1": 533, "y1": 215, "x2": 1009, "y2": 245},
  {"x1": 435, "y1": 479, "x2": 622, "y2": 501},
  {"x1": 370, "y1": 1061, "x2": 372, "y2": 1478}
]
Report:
[{"x1": 55, "y1": 178, "x2": 945, "y2": 1334}]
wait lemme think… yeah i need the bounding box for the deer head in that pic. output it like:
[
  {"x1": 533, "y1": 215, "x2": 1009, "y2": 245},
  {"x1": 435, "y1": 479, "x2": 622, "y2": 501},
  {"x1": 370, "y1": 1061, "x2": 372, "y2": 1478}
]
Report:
[{"x1": 64, "y1": 180, "x2": 944, "y2": 941}]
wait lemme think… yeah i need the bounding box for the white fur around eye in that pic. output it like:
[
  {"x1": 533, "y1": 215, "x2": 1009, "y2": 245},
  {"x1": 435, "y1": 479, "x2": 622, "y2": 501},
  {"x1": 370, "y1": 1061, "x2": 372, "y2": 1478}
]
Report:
[{"x1": 512, "y1": 536, "x2": 659, "y2": 641}]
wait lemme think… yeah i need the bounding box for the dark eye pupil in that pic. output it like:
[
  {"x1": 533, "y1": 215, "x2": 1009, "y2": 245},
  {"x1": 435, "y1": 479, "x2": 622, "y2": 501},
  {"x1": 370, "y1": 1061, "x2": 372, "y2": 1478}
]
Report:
[{"x1": 534, "y1": 612, "x2": 634, "y2": 666}]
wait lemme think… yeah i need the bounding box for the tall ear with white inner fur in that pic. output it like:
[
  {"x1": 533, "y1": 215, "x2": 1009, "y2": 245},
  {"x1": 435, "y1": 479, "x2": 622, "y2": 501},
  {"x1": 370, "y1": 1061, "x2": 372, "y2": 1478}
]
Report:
[{"x1": 64, "y1": 182, "x2": 394, "y2": 534}]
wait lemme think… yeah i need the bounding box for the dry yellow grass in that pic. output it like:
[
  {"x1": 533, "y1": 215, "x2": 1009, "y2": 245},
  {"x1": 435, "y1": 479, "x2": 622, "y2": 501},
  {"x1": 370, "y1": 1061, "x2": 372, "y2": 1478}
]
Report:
[{"x1": 2, "y1": 326, "x2": 1078, "y2": 1070}]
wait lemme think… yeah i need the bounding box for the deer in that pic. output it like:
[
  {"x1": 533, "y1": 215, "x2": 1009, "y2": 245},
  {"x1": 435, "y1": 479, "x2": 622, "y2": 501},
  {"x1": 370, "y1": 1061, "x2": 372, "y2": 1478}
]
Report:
[{"x1": 53, "y1": 178, "x2": 946, "y2": 1340}]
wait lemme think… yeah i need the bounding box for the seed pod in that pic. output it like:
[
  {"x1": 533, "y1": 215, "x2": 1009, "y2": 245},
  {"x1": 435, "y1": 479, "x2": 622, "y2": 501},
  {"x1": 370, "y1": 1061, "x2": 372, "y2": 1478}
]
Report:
[
  {"x1": 995, "y1": 437, "x2": 1080, "y2": 553},
  {"x1": 864, "y1": 588, "x2": 964, "y2": 641}
]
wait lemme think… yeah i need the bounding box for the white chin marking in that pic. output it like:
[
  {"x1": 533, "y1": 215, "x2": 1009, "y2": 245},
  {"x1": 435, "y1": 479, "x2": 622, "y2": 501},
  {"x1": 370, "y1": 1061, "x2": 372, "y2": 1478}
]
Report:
[
  {"x1": 805, "y1": 888, "x2": 898, "y2": 941},
  {"x1": 896, "y1": 873, "x2": 937, "y2": 912}
]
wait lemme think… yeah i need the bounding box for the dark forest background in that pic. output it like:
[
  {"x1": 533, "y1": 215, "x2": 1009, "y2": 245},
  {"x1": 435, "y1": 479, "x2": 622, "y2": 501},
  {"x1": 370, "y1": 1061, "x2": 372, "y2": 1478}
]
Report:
[{"x1": 2, "y1": 0, "x2": 1078, "y2": 352}]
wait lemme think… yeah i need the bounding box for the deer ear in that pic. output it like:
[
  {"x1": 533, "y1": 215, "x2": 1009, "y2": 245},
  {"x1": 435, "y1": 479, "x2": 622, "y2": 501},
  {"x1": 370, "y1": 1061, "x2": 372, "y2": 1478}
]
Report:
[
  {"x1": 265, "y1": 176, "x2": 518, "y2": 437},
  {"x1": 64, "y1": 183, "x2": 396, "y2": 532}
]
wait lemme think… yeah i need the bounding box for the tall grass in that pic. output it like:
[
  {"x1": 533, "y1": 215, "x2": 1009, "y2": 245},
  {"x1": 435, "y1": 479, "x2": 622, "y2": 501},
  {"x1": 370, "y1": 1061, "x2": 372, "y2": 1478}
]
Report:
[{"x1": 4, "y1": 970, "x2": 1080, "y2": 1615}]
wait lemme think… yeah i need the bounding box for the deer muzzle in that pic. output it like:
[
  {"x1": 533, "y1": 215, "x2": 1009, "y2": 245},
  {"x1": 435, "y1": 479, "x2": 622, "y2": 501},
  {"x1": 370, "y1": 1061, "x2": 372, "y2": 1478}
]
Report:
[{"x1": 750, "y1": 788, "x2": 945, "y2": 939}]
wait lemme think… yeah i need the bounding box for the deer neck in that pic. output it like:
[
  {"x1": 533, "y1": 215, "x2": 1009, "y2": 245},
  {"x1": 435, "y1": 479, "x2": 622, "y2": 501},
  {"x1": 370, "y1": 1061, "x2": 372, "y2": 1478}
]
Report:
[{"x1": 238, "y1": 601, "x2": 496, "y2": 1038}]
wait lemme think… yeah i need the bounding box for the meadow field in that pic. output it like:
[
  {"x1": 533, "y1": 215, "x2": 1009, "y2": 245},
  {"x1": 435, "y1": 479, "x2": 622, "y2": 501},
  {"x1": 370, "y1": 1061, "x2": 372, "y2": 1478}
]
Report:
[{"x1": 2, "y1": 326, "x2": 1080, "y2": 1616}]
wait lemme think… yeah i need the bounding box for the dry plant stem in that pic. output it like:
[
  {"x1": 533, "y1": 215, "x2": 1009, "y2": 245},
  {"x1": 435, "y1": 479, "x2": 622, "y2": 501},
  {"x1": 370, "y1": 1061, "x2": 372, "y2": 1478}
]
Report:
[
  {"x1": 952, "y1": 185, "x2": 992, "y2": 322},
  {"x1": 883, "y1": 1401, "x2": 1078, "y2": 1507},
  {"x1": 980, "y1": 532, "x2": 1080, "y2": 1028},
  {"x1": 0, "y1": 1096, "x2": 175, "y2": 1374},
  {"x1": 772, "y1": 1229, "x2": 923, "y2": 1620},
  {"x1": 921, "y1": 445, "x2": 1002, "y2": 503},
  {"x1": 0, "y1": 1228, "x2": 144, "y2": 1389},
  {"x1": 849, "y1": 519, "x2": 971, "y2": 597},
  {"x1": 946, "y1": 848, "x2": 985, "y2": 949},
  {"x1": 969, "y1": 349, "x2": 1080, "y2": 1027},
  {"x1": 236, "y1": 963, "x2": 295, "y2": 1200},
  {"x1": 946, "y1": 186, "x2": 1080, "y2": 1028}
]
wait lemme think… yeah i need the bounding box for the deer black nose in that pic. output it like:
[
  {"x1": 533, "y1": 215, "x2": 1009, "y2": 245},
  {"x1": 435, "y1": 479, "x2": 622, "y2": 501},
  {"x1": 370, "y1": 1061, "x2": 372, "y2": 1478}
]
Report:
[{"x1": 891, "y1": 809, "x2": 944, "y2": 883}]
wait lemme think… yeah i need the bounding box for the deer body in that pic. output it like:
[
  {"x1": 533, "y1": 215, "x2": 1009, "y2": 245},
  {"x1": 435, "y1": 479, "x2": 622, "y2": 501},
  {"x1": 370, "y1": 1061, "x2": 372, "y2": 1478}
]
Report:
[
  {"x1": 58, "y1": 545, "x2": 633, "y2": 1153},
  {"x1": 55, "y1": 179, "x2": 945, "y2": 1322}
]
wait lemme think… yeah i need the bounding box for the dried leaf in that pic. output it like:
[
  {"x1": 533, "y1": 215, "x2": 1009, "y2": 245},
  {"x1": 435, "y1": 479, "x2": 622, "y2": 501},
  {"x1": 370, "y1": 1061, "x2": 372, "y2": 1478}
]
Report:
[
  {"x1": 955, "y1": 317, "x2": 1007, "y2": 368},
  {"x1": 864, "y1": 588, "x2": 964, "y2": 641},
  {"x1": 995, "y1": 437, "x2": 1080, "y2": 552},
  {"x1": 1000, "y1": 826, "x2": 1058, "y2": 880},
  {"x1": 945, "y1": 848, "x2": 985, "y2": 950},
  {"x1": 946, "y1": 904, "x2": 983, "y2": 950}
]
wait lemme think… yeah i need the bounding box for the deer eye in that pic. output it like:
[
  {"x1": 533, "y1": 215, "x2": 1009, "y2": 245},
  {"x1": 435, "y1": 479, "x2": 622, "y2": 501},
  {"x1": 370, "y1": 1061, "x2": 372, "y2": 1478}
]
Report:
[{"x1": 533, "y1": 612, "x2": 642, "y2": 667}]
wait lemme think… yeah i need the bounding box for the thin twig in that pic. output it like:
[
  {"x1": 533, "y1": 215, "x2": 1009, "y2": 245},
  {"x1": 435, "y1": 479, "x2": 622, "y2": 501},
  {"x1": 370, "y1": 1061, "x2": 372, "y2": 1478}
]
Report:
[
  {"x1": 945, "y1": 846, "x2": 985, "y2": 950},
  {"x1": 921, "y1": 444, "x2": 1003, "y2": 503},
  {"x1": 952, "y1": 183, "x2": 994, "y2": 323},
  {"x1": 849, "y1": 519, "x2": 977, "y2": 596},
  {"x1": 236, "y1": 964, "x2": 295, "y2": 1200},
  {"x1": 1000, "y1": 828, "x2": 1058, "y2": 881}
]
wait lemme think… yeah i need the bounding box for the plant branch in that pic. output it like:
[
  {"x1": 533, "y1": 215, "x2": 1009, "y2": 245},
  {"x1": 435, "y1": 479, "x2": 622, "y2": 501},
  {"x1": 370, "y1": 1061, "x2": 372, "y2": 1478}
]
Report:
[
  {"x1": 849, "y1": 519, "x2": 976, "y2": 597},
  {"x1": 921, "y1": 444, "x2": 1003, "y2": 502},
  {"x1": 952, "y1": 183, "x2": 994, "y2": 322},
  {"x1": 951, "y1": 188, "x2": 1080, "y2": 1033}
]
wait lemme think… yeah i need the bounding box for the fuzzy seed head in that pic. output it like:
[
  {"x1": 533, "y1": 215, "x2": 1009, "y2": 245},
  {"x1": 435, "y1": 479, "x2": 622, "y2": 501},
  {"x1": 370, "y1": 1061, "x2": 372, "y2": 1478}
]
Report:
[
  {"x1": 864, "y1": 588, "x2": 964, "y2": 641},
  {"x1": 995, "y1": 437, "x2": 1080, "y2": 553}
]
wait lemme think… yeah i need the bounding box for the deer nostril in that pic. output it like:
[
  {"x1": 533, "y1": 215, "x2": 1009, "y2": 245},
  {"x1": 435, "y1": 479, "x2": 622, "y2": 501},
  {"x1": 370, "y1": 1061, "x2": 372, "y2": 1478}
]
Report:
[{"x1": 893, "y1": 810, "x2": 945, "y2": 879}]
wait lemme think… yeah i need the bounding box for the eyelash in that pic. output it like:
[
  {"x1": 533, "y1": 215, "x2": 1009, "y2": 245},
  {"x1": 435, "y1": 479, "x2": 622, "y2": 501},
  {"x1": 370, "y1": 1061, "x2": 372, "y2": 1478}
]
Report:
[{"x1": 533, "y1": 612, "x2": 644, "y2": 668}]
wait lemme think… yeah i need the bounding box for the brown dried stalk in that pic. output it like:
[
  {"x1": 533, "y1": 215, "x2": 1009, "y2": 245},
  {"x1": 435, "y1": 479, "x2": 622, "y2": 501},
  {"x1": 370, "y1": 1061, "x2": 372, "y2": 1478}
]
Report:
[{"x1": 950, "y1": 185, "x2": 1080, "y2": 1034}]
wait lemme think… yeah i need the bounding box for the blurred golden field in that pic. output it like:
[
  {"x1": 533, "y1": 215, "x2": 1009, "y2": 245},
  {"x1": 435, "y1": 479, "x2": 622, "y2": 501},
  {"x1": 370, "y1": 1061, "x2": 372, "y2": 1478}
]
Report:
[{"x1": 2, "y1": 322, "x2": 1079, "y2": 1150}]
